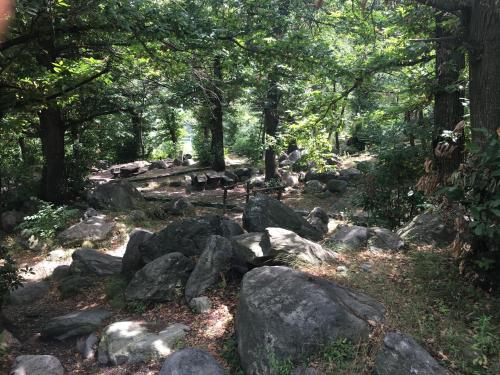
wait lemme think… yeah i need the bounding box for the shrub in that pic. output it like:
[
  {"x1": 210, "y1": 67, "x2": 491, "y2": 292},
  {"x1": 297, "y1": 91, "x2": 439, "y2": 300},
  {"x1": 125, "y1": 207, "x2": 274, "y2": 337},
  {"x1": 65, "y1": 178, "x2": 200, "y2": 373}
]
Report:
[
  {"x1": 354, "y1": 144, "x2": 426, "y2": 228},
  {"x1": 17, "y1": 199, "x2": 80, "y2": 240}
]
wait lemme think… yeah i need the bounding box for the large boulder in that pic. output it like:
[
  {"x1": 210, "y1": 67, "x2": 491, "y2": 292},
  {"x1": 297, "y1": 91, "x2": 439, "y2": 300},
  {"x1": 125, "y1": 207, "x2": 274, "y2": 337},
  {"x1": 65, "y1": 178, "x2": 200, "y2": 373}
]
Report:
[
  {"x1": 304, "y1": 170, "x2": 339, "y2": 183},
  {"x1": 140, "y1": 215, "x2": 232, "y2": 261},
  {"x1": 339, "y1": 167, "x2": 362, "y2": 180},
  {"x1": 69, "y1": 248, "x2": 122, "y2": 276},
  {"x1": 262, "y1": 227, "x2": 337, "y2": 266},
  {"x1": 328, "y1": 225, "x2": 368, "y2": 251},
  {"x1": 125, "y1": 252, "x2": 194, "y2": 302},
  {"x1": 231, "y1": 232, "x2": 270, "y2": 266},
  {"x1": 98, "y1": 321, "x2": 189, "y2": 365},
  {"x1": 57, "y1": 215, "x2": 115, "y2": 245},
  {"x1": 7, "y1": 281, "x2": 50, "y2": 305},
  {"x1": 368, "y1": 227, "x2": 405, "y2": 252},
  {"x1": 242, "y1": 196, "x2": 323, "y2": 241},
  {"x1": 11, "y1": 355, "x2": 64, "y2": 375},
  {"x1": 1, "y1": 210, "x2": 24, "y2": 232},
  {"x1": 185, "y1": 235, "x2": 233, "y2": 301},
  {"x1": 307, "y1": 207, "x2": 329, "y2": 236},
  {"x1": 87, "y1": 180, "x2": 144, "y2": 211},
  {"x1": 397, "y1": 211, "x2": 455, "y2": 246},
  {"x1": 236, "y1": 266, "x2": 385, "y2": 374},
  {"x1": 121, "y1": 228, "x2": 153, "y2": 280},
  {"x1": 373, "y1": 332, "x2": 450, "y2": 375},
  {"x1": 159, "y1": 348, "x2": 225, "y2": 375},
  {"x1": 164, "y1": 197, "x2": 195, "y2": 216},
  {"x1": 41, "y1": 309, "x2": 111, "y2": 340},
  {"x1": 220, "y1": 218, "x2": 244, "y2": 238}
]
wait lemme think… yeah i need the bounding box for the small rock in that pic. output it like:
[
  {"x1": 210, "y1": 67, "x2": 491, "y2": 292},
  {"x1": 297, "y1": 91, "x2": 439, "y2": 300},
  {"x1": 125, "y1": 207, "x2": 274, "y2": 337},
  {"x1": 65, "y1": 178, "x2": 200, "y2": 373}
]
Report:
[
  {"x1": 189, "y1": 296, "x2": 212, "y2": 314},
  {"x1": 11, "y1": 355, "x2": 64, "y2": 375},
  {"x1": 326, "y1": 179, "x2": 348, "y2": 193},
  {"x1": 57, "y1": 216, "x2": 115, "y2": 245},
  {"x1": 87, "y1": 180, "x2": 144, "y2": 211},
  {"x1": 304, "y1": 180, "x2": 326, "y2": 194},
  {"x1": 339, "y1": 167, "x2": 362, "y2": 180},
  {"x1": 368, "y1": 227, "x2": 405, "y2": 252},
  {"x1": 374, "y1": 331, "x2": 450, "y2": 375},
  {"x1": 98, "y1": 321, "x2": 189, "y2": 365},
  {"x1": 220, "y1": 218, "x2": 244, "y2": 238},
  {"x1": 336, "y1": 265, "x2": 348, "y2": 273},
  {"x1": 307, "y1": 207, "x2": 329, "y2": 236},
  {"x1": 360, "y1": 262, "x2": 373, "y2": 272},
  {"x1": 41, "y1": 309, "x2": 111, "y2": 340},
  {"x1": 1, "y1": 210, "x2": 24, "y2": 232},
  {"x1": 8, "y1": 281, "x2": 50, "y2": 305},
  {"x1": 83, "y1": 208, "x2": 98, "y2": 219},
  {"x1": 76, "y1": 333, "x2": 98, "y2": 360},
  {"x1": 328, "y1": 225, "x2": 368, "y2": 251},
  {"x1": 0, "y1": 329, "x2": 21, "y2": 351},
  {"x1": 397, "y1": 210, "x2": 455, "y2": 246},
  {"x1": 129, "y1": 210, "x2": 147, "y2": 222},
  {"x1": 51, "y1": 265, "x2": 71, "y2": 281},
  {"x1": 159, "y1": 348, "x2": 225, "y2": 375},
  {"x1": 164, "y1": 197, "x2": 194, "y2": 216},
  {"x1": 69, "y1": 248, "x2": 122, "y2": 276}
]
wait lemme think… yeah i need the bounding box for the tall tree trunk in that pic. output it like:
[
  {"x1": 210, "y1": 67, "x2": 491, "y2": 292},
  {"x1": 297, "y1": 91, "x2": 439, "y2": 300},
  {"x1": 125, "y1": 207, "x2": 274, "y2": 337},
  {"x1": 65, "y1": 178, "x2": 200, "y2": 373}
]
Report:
[
  {"x1": 39, "y1": 105, "x2": 66, "y2": 203},
  {"x1": 18, "y1": 137, "x2": 28, "y2": 164},
  {"x1": 208, "y1": 56, "x2": 225, "y2": 171},
  {"x1": 264, "y1": 77, "x2": 280, "y2": 181},
  {"x1": 131, "y1": 112, "x2": 143, "y2": 160},
  {"x1": 434, "y1": 12, "x2": 465, "y2": 181},
  {"x1": 467, "y1": 2, "x2": 500, "y2": 147}
]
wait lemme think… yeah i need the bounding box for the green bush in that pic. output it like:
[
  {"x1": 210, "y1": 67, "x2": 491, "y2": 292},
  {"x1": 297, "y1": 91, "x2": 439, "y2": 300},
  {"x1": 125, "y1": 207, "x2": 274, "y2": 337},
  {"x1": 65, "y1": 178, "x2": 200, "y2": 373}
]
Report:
[
  {"x1": 354, "y1": 144, "x2": 426, "y2": 228},
  {"x1": 17, "y1": 199, "x2": 80, "y2": 240},
  {"x1": 0, "y1": 246, "x2": 30, "y2": 305}
]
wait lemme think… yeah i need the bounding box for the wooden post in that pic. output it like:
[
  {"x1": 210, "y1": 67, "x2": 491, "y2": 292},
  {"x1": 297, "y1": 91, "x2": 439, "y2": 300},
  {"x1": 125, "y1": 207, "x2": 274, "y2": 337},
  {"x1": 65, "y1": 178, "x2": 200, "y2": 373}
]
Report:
[
  {"x1": 246, "y1": 181, "x2": 250, "y2": 203},
  {"x1": 223, "y1": 186, "x2": 228, "y2": 215}
]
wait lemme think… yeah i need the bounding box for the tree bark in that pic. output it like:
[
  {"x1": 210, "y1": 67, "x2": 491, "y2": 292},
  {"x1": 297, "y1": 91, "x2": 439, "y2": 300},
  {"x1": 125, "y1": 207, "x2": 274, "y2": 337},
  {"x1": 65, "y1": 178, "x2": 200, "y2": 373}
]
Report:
[
  {"x1": 39, "y1": 105, "x2": 66, "y2": 203},
  {"x1": 208, "y1": 56, "x2": 225, "y2": 171},
  {"x1": 131, "y1": 112, "x2": 143, "y2": 160},
  {"x1": 264, "y1": 77, "x2": 280, "y2": 181},
  {"x1": 434, "y1": 12, "x2": 465, "y2": 180},
  {"x1": 467, "y1": 1, "x2": 500, "y2": 147}
]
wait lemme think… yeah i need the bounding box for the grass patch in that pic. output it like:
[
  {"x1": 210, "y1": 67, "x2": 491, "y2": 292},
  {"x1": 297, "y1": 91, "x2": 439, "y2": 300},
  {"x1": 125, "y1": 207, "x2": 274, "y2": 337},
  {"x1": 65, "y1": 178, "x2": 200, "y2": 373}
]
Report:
[{"x1": 319, "y1": 246, "x2": 500, "y2": 374}]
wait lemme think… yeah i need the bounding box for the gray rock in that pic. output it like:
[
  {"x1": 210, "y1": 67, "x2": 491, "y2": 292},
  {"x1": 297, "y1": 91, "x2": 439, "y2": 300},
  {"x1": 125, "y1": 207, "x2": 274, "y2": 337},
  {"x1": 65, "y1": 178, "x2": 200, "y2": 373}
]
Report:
[
  {"x1": 98, "y1": 321, "x2": 189, "y2": 365},
  {"x1": 304, "y1": 170, "x2": 339, "y2": 183},
  {"x1": 397, "y1": 211, "x2": 455, "y2": 246},
  {"x1": 0, "y1": 329, "x2": 21, "y2": 351},
  {"x1": 8, "y1": 281, "x2": 50, "y2": 305},
  {"x1": 262, "y1": 227, "x2": 337, "y2": 266},
  {"x1": 76, "y1": 333, "x2": 99, "y2": 360},
  {"x1": 41, "y1": 309, "x2": 111, "y2": 340},
  {"x1": 304, "y1": 180, "x2": 326, "y2": 194},
  {"x1": 149, "y1": 160, "x2": 170, "y2": 170},
  {"x1": 141, "y1": 215, "x2": 228, "y2": 260},
  {"x1": 307, "y1": 207, "x2": 329, "y2": 236},
  {"x1": 373, "y1": 331, "x2": 450, "y2": 375},
  {"x1": 360, "y1": 262, "x2": 373, "y2": 272},
  {"x1": 165, "y1": 197, "x2": 194, "y2": 216},
  {"x1": 185, "y1": 236, "x2": 233, "y2": 301},
  {"x1": 129, "y1": 209, "x2": 147, "y2": 222},
  {"x1": 87, "y1": 180, "x2": 144, "y2": 211},
  {"x1": 69, "y1": 248, "x2": 122, "y2": 276},
  {"x1": 83, "y1": 208, "x2": 98, "y2": 219},
  {"x1": 51, "y1": 265, "x2": 71, "y2": 281},
  {"x1": 11, "y1": 355, "x2": 64, "y2": 375},
  {"x1": 47, "y1": 249, "x2": 68, "y2": 261},
  {"x1": 368, "y1": 227, "x2": 405, "y2": 252},
  {"x1": 57, "y1": 275, "x2": 94, "y2": 298},
  {"x1": 249, "y1": 175, "x2": 265, "y2": 188},
  {"x1": 236, "y1": 266, "x2": 385, "y2": 374},
  {"x1": 189, "y1": 296, "x2": 212, "y2": 314},
  {"x1": 159, "y1": 348, "x2": 225, "y2": 375},
  {"x1": 231, "y1": 232, "x2": 270, "y2": 266},
  {"x1": 121, "y1": 229, "x2": 153, "y2": 280},
  {"x1": 326, "y1": 179, "x2": 348, "y2": 193},
  {"x1": 220, "y1": 218, "x2": 244, "y2": 238},
  {"x1": 1, "y1": 210, "x2": 24, "y2": 232},
  {"x1": 125, "y1": 252, "x2": 194, "y2": 302},
  {"x1": 283, "y1": 172, "x2": 299, "y2": 187},
  {"x1": 57, "y1": 215, "x2": 115, "y2": 245},
  {"x1": 242, "y1": 196, "x2": 323, "y2": 241},
  {"x1": 328, "y1": 225, "x2": 368, "y2": 251},
  {"x1": 339, "y1": 167, "x2": 362, "y2": 180}
]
